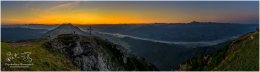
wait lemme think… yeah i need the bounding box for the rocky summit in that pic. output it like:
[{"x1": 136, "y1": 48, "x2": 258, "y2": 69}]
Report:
[
  {"x1": 40, "y1": 24, "x2": 158, "y2": 71},
  {"x1": 42, "y1": 34, "x2": 158, "y2": 71}
]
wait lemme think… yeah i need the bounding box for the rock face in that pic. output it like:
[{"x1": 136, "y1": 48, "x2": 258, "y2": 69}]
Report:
[
  {"x1": 42, "y1": 23, "x2": 87, "y2": 38},
  {"x1": 43, "y1": 34, "x2": 158, "y2": 71}
]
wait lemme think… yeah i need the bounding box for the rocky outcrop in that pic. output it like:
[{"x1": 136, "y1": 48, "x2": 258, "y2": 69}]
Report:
[{"x1": 42, "y1": 34, "x2": 158, "y2": 71}]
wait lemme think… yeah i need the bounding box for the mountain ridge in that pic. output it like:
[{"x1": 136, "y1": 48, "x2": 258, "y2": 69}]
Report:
[
  {"x1": 175, "y1": 31, "x2": 259, "y2": 71},
  {"x1": 42, "y1": 23, "x2": 87, "y2": 38}
]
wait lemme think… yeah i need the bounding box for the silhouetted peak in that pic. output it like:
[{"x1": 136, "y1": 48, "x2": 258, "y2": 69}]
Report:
[
  {"x1": 42, "y1": 23, "x2": 87, "y2": 38},
  {"x1": 190, "y1": 21, "x2": 200, "y2": 24},
  {"x1": 59, "y1": 23, "x2": 74, "y2": 26}
]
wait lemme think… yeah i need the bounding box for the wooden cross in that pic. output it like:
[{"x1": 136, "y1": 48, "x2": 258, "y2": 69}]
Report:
[{"x1": 87, "y1": 25, "x2": 93, "y2": 36}]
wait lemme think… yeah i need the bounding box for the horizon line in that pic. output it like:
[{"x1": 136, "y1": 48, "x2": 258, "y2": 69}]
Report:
[{"x1": 2, "y1": 21, "x2": 258, "y2": 25}]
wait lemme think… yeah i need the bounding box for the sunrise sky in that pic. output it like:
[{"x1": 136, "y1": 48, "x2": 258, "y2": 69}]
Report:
[{"x1": 1, "y1": 1, "x2": 259, "y2": 24}]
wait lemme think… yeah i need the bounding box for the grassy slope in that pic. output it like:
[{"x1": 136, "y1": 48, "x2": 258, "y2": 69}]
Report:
[
  {"x1": 1, "y1": 40, "x2": 79, "y2": 71},
  {"x1": 177, "y1": 31, "x2": 259, "y2": 71},
  {"x1": 214, "y1": 32, "x2": 259, "y2": 70}
]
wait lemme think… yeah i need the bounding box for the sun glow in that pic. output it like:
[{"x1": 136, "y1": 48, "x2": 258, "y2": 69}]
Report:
[{"x1": 2, "y1": 1, "x2": 258, "y2": 24}]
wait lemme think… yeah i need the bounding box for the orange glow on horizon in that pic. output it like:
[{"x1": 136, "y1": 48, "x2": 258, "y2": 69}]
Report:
[
  {"x1": 2, "y1": 1, "x2": 258, "y2": 25},
  {"x1": 2, "y1": 12, "x2": 194, "y2": 25},
  {"x1": 0, "y1": 2, "x2": 202, "y2": 25}
]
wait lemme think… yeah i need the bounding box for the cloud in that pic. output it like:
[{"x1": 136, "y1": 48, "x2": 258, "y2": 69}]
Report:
[
  {"x1": 97, "y1": 31, "x2": 239, "y2": 47},
  {"x1": 49, "y1": 1, "x2": 80, "y2": 10}
]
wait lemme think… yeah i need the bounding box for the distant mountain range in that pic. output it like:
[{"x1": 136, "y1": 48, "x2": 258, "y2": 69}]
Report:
[
  {"x1": 88, "y1": 23, "x2": 258, "y2": 42},
  {"x1": 1, "y1": 28, "x2": 48, "y2": 41},
  {"x1": 3, "y1": 22, "x2": 258, "y2": 42}
]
